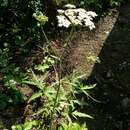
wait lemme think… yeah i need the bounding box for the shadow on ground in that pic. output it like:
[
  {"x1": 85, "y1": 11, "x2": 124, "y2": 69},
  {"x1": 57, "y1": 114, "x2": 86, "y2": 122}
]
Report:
[
  {"x1": 85, "y1": 1, "x2": 130, "y2": 130},
  {"x1": 0, "y1": 89, "x2": 25, "y2": 129}
]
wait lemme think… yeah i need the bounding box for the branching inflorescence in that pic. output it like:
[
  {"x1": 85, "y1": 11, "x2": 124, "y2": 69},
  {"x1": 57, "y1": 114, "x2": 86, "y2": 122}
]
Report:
[{"x1": 57, "y1": 4, "x2": 97, "y2": 30}]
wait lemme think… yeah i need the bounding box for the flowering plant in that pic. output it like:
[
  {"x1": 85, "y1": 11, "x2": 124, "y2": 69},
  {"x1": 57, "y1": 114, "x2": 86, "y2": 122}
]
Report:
[
  {"x1": 33, "y1": 11, "x2": 48, "y2": 25},
  {"x1": 57, "y1": 4, "x2": 97, "y2": 30}
]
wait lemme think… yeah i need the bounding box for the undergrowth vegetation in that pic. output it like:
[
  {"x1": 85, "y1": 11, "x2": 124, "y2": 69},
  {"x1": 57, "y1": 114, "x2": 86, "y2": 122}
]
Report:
[{"x1": 0, "y1": 0, "x2": 122, "y2": 129}]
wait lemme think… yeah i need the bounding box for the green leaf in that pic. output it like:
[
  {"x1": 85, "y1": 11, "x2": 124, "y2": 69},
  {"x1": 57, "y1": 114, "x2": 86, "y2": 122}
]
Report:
[
  {"x1": 33, "y1": 11, "x2": 48, "y2": 25},
  {"x1": 72, "y1": 100, "x2": 88, "y2": 106},
  {"x1": 72, "y1": 111, "x2": 93, "y2": 119},
  {"x1": 81, "y1": 84, "x2": 96, "y2": 90},
  {"x1": 23, "y1": 70, "x2": 46, "y2": 90},
  {"x1": 24, "y1": 123, "x2": 33, "y2": 130},
  {"x1": 22, "y1": 80, "x2": 37, "y2": 86},
  {"x1": 81, "y1": 90, "x2": 101, "y2": 103},
  {"x1": 24, "y1": 121, "x2": 38, "y2": 130},
  {"x1": 11, "y1": 125, "x2": 22, "y2": 130},
  {"x1": 59, "y1": 122, "x2": 88, "y2": 130},
  {"x1": 28, "y1": 91, "x2": 42, "y2": 103},
  {"x1": 35, "y1": 64, "x2": 50, "y2": 72}
]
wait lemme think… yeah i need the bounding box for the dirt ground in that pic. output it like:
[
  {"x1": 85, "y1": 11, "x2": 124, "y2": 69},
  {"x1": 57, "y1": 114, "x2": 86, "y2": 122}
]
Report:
[{"x1": 64, "y1": 1, "x2": 130, "y2": 130}]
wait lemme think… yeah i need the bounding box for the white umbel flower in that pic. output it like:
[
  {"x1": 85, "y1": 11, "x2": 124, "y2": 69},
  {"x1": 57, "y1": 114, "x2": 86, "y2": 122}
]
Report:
[
  {"x1": 86, "y1": 11, "x2": 98, "y2": 18},
  {"x1": 76, "y1": 8, "x2": 87, "y2": 13},
  {"x1": 57, "y1": 15, "x2": 71, "y2": 28},
  {"x1": 65, "y1": 9, "x2": 75, "y2": 18},
  {"x1": 64, "y1": 4, "x2": 76, "y2": 9},
  {"x1": 57, "y1": 4, "x2": 97, "y2": 30},
  {"x1": 84, "y1": 19, "x2": 96, "y2": 30},
  {"x1": 57, "y1": 9, "x2": 65, "y2": 14}
]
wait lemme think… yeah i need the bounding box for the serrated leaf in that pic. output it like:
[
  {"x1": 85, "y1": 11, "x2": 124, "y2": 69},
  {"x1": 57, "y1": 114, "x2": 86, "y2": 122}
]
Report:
[
  {"x1": 24, "y1": 121, "x2": 38, "y2": 130},
  {"x1": 22, "y1": 80, "x2": 37, "y2": 86},
  {"x1": 35, "y1": 64, "x2": 50, "y2": 72},
  {"x1": 28, "y1": 92, "x2": 42, "y2": 103}
]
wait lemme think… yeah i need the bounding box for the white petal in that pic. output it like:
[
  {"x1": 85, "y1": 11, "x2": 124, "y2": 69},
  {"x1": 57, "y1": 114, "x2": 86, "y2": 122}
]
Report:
[
  {"x1": 64, "y1": 4, "x2": 76, "y2": 9},
  {"x1": 86, "y1": 11, "x2": 98, "y2": 18},
  {"x1": 57, "y1": 9, "x2": 65, "y2": 14}
]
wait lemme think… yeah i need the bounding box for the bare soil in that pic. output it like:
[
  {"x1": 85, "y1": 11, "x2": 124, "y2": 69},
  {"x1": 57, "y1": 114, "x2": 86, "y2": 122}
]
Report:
[{"x1": 63, "y1": 1, "x2": 130, "y2": 130}]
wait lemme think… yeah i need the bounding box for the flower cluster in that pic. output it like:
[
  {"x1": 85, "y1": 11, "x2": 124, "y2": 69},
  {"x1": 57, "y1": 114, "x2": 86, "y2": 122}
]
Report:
[
  {"x1": 57, "y1": 4, "x2": 97, "y2": 30},
  {"x1": 33, "y1": 11, "x2": 48, "y2": 25}
]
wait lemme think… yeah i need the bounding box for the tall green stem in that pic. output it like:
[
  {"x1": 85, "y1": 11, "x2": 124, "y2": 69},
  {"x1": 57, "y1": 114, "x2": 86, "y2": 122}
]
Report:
[
  {"x1": 50, "y1": 58, "x2": 61, "y2": 130},
  {"x1": 41, "y1": 26, "x2": 50, "y2": 44},
  {"x1": 64, "y1": 26, "x2": 75, "y2": 47}
]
